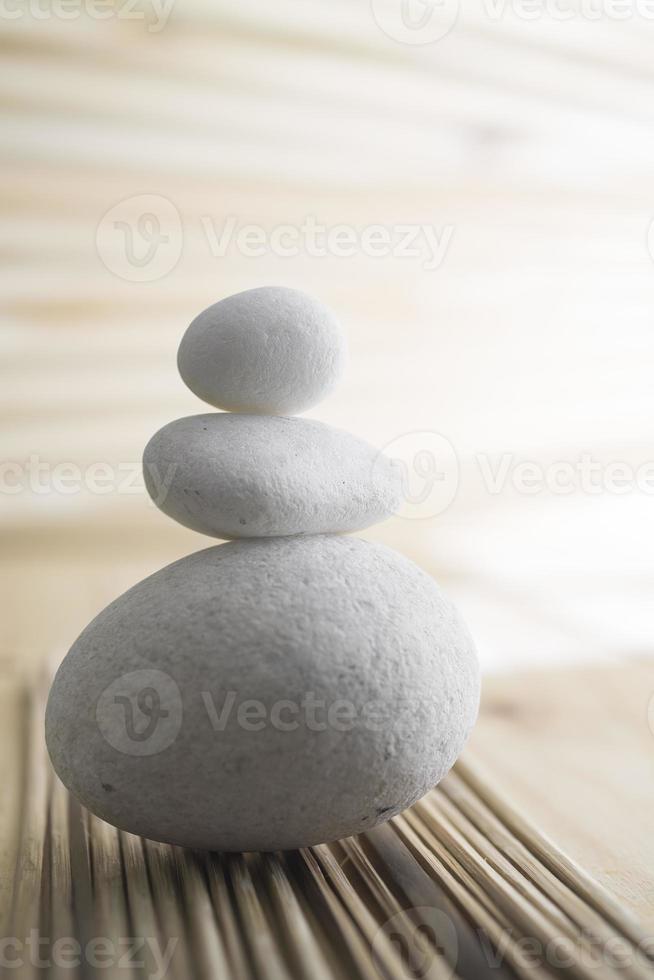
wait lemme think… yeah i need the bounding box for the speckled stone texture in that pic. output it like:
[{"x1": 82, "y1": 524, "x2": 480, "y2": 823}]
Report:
[
  {"x1": 143, "y1": 413, "x2": 402, "y2": 539},
  {"x1": 177, "y1": 286, "x2": 347, "y2": 415},
  {"x1": 46, "y1": 535, "x2": 480, "y2": 852}
]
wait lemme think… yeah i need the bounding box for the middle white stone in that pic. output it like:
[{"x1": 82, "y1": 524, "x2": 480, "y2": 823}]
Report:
[{"x1": 143, "y1": 414, "x2": 402, "y2": 539}]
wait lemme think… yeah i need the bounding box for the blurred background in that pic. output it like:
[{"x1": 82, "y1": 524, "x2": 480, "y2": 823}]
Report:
[{"x1": 3, "y1": 0, "x2": 654, "y2": 681}]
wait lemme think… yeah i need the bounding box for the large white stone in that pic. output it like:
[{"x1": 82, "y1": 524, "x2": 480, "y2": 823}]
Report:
[
  {"x1": 46, "y1": 536, "x2": 480, "y2": 853},
  {"x1": 143, "y1": 413, "x2": 402, "y2": 538},
  {"x1": 177, "y1": 286, "x2": 347, "y2": 415}
]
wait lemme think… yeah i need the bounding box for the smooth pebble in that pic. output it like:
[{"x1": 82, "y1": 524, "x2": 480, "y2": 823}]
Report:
[
  {"x1": 177, "y1": 286, "x2": 347, "y2": 415},
  {"x1": 45, "y1": 535, "x2": 480, "y2": 853},
  {"x1": 143, "y1": 413, "x2": 402, "y2": 538}
]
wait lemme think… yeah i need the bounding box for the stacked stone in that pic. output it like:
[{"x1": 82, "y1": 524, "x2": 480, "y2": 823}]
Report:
[
  {"x1": 144, "y1": 287, "x2": 400, "y2": 540},
  {"x1": 46, "y1": 287, "x2": 480, "y2": 853}
]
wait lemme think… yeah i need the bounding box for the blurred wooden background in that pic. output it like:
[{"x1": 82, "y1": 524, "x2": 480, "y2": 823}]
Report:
[{"x1": 2, "y1": 0, "x2": 654, "y2": 680}]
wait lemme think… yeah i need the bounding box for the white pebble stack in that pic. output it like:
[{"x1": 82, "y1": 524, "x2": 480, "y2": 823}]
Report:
[{"x1": 46, "y1": 286, "x2": 480, "y2": 853}]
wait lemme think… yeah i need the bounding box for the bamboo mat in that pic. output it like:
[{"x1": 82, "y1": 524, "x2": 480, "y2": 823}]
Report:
[{"x1": 2, "y1": 672, "x2": 652, "y2": 980}]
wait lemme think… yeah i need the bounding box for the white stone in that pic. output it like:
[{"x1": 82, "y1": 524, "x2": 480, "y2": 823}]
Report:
[
  {"x1": 45, "y1": 536, "x2": 480, "y2": 853},
  {"x1": 143, "y1": 413, "x2": 402, "y2": 539},
  {"x1": 177, "y1": 286, "x2": 347, "y2": 415}
]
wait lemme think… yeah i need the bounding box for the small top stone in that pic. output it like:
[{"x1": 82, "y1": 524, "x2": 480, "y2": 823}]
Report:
[{"x1": 177, "y1": 286, "x2": 347, "y2": 415}]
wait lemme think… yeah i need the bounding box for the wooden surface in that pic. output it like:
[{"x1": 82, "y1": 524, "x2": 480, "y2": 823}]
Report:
[{"x1": 470, "y1": 663, "x2": 654, "y2": 932}]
